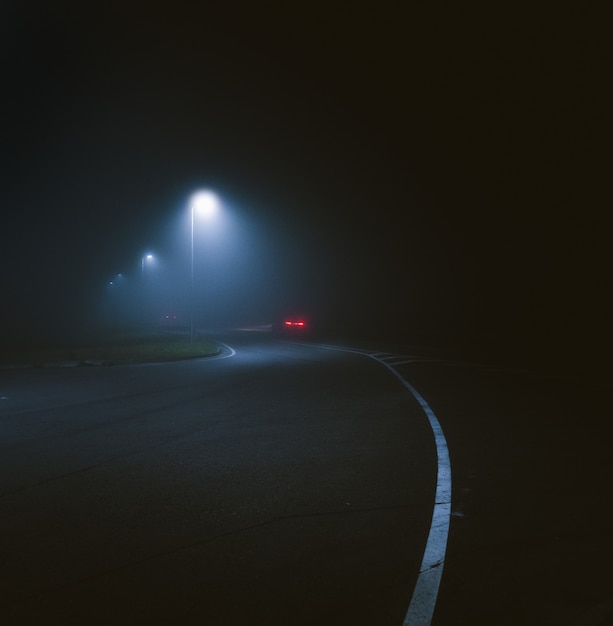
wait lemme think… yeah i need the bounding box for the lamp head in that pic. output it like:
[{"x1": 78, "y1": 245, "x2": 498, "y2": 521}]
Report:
[{"x1": 191, "y1": 190, "x2": 218, "y2": 218}]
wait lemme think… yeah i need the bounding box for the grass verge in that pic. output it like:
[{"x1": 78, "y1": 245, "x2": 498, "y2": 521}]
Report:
[{"x1": 1, "y1": 335, "x2": 220, "y2": 367}]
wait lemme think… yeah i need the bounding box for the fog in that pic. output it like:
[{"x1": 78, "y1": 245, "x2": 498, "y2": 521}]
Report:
[
  {"x1": 94, "y1": 194, "x2": 300, "y2": 332},
  {"x1": 1, "y1": 3, "x2": 610, "y2": 369}
]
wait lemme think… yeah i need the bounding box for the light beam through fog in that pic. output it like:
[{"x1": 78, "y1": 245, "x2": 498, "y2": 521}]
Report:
[{"x1": 93, "y1": 189, "x2": 323, "y2": 337}]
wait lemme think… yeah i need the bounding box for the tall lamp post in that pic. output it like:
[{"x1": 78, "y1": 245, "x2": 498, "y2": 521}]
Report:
[
  {"x1": 141, "y1": 253, "x2": 153, "y2": 325},
  {"x1": 190, "y1": 191, "x2": 218, "y2": 342}
]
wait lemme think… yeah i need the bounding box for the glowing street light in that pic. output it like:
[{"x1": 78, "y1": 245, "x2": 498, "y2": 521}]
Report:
[
  {"x1": 109, "y1": 273, "x2": 124, "y2": 287},
  {"x1": 190, "y1": 190, "x2": 219, "y2": 342},
  {"x1": 141, "y1": 253, "x2": 154, "y2": 325}
]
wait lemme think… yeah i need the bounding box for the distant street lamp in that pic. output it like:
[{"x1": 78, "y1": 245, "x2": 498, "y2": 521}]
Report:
[
  {"x1": 190, "y1": 191, "x2": 218, "y2": 342},
  {"x1": 141, "y1": 253, "x2": 154, "y2": 325},
  {"x1": 109, "y1": 273, "x2": 124, "y2": 287}
]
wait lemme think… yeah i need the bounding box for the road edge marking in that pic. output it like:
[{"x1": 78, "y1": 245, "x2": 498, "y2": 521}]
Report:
[
  {"x1": 214, "y1": 341, "x2": 237, "y2": 359},
  {"x1": 316, "y1": 343, "x2": 451, "y2": 626}
]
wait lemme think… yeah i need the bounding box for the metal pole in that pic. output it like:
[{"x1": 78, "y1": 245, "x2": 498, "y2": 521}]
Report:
[
  {"x1": 190, "y1": 205, "x2": 194, "y2": 342},
  {"x1": 141, "y1": 256, "x2": 145, "y2": 326}
]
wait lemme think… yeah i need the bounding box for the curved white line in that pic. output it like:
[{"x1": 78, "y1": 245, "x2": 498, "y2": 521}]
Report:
[
  {"x1": 213, "y1": 341, "x2": 237, "y2": 359},
  {"x1": 316, "y1": 343, "x2": 451, "y2": 625},
  {"x1": 381, "y1": 366, "x2": 450, "y2": 626}
]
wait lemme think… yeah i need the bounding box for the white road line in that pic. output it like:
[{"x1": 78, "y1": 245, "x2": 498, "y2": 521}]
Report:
[
  {"x1": 317, "y1": 343, "x2": 451, "y2": 626},
  {"x1": 214, "y1": 341, "x2": 237, "y2": 359},
  {"x1": 393, "y1": 374, "x2": 450, "y2": 626}
]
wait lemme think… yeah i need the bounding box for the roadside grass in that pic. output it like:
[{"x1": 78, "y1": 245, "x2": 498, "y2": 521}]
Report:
[{"x1": 0, "y1": 335, "x2": 220, "y2": 367}]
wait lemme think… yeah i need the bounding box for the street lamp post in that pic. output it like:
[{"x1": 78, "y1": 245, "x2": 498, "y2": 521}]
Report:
[
  {"x1": 141, "y1": 253, "x2": 153, "y2": 325},
  {"x1": 190, "y1": 206, "x2": 195, "y2": 341},
  {"x1": 190, "y1": 191, "x2": 218, "y2": 342}
]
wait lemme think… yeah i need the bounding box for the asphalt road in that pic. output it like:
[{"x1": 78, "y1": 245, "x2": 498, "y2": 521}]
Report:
[
  {"x1": 1, "y1": 331, "x2": 611, "y2": 625},
  {"x1": 1, "y1": 333, "x2": 437, "y2": 625}
]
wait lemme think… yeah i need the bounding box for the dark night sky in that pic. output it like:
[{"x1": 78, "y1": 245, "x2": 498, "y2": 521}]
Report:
[{"x1": 1, "y1": 1, "x2": 610, "y2": 360}]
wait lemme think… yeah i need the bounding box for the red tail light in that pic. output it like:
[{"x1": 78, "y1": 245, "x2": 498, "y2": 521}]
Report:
[{"x1": 283, "y1": 319, "x2": 306, "y2": 328}]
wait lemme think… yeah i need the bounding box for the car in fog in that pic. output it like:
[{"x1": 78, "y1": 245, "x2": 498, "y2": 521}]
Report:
[
  {"x1": 283, "y1": 318, "x2": 307, "y2": 330},
  {"x1": 273, "y1": 314, "x2": 312, "y2": 337}
]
